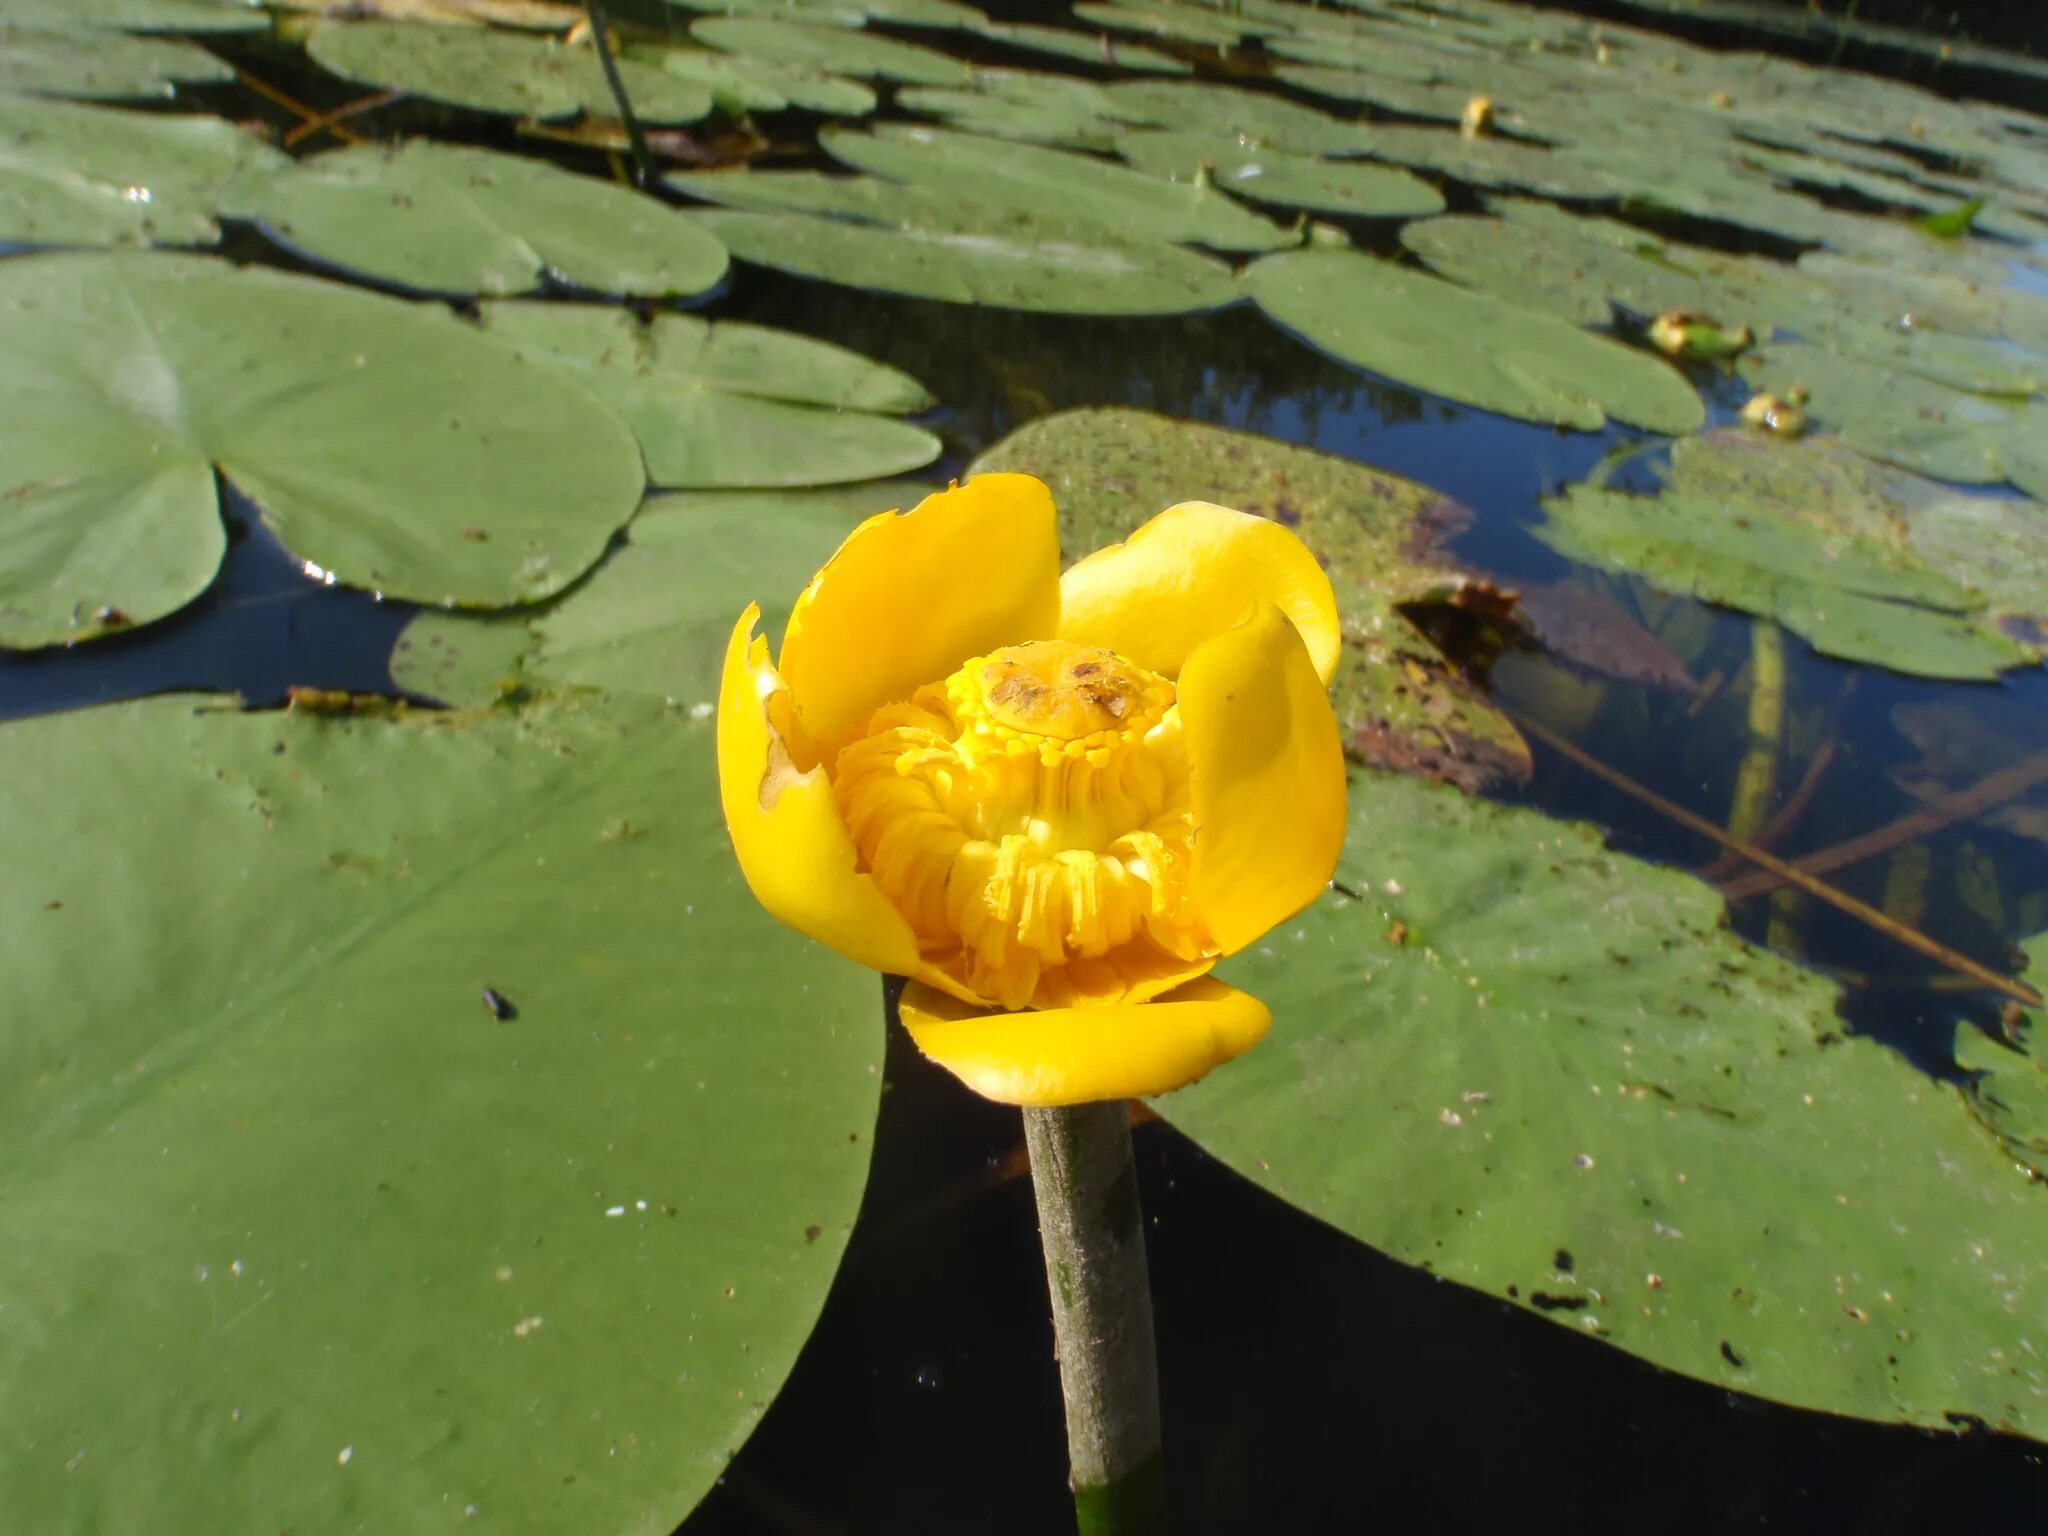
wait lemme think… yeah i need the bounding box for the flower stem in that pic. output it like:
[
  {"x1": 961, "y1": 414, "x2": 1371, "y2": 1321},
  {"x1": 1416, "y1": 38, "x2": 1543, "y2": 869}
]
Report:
[{"x1": 1022, "y1": 1101, "x2": 1167, "y2": 1536}]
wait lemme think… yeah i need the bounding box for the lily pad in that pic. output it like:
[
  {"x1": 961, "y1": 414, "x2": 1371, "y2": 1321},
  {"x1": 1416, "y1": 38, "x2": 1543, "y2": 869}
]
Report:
[
  {"x1": 690, "y1": 14, "x2": 967, "y2": 85},
  {"x1": 691, "y1": 206, "x2": 1240, "y2": 313},
  {"x1": 1246, "y1": 248, "x2": 1706, "y2": 435},
  {"x1": 307, "y1": 21, "x2": 715, "y2": 122},
  {"x1": 0, "y1": 22, "x2": 231, "y2": 100},
  {"x1": 968, "y1": 407, "x2": 1532, "y2": 791},
  {"x1": 1956, "y1": 935, "x2": 2048, "y2": 1176},
  {"x1": 475, "y1": 301, "x2": 940, "y2": 488},
  {"x1": 0, "y1": 0, "x2": 263, "y2": 29},
  {"x1": 969, "y1": 19, "x2": 1190, "y2": 74},
  {"x1": 820, "y1": 123, "x2": 1295, "y2": 253},
  {"x1": 1537, "y1": 430, "x2": 2044, "y2": 680},
  {"x1": 1741, "y1": 343, "x2": 2048, "y2": 499},
  {"x1": 1162, "y1": 766, "x2": 2048, "y2": 1443},
  {"x1": 0, "y1": 94, "x2": 287, "y2": 249},
  {"x1": 1358, "y1": 123, "x2": 1622, "y2": 200},
  {"x1": 897, "y1": 73, "x2": 1130, "y2": 149},
  {"x1": 394, "y1": 480, "x2": 940, "y2": 705},
  {"x1": 1071, "y1": 0, "x2": 1258, "y2": 45},
  {"x1": 650, "y1": 44, "x2": 877, "y2": 115},
  {"x1": 0, "y1": 688, "x2": 882, "y2": 1533},
  {"x1": 1117, "y1": 129, "x2": 1443, "y2": 218},
  {"x1": 1099, "y1": 78, "x2": 1380, "y2": 156},
  {"x1": 253, "y1": 140, "x2": 728, "y2": 299},
  {"x1": 0, "y1": 252, "x2": 645, "y2": 647}
]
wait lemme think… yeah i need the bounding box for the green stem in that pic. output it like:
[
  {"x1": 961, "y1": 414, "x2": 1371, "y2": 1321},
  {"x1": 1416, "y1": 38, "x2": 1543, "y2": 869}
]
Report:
[
  {"x1": 583, "y1": 1, "x2": 654, "y2": 190},
  {"x1": 1022, "y1": 1101, "x2": 1167, "y2": 1536}
]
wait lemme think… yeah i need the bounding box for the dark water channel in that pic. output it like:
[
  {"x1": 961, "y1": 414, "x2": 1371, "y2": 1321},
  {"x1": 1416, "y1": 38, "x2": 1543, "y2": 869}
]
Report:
[{"x1": 9, "y1": 0, "x2": 2048, "y2": 1529}]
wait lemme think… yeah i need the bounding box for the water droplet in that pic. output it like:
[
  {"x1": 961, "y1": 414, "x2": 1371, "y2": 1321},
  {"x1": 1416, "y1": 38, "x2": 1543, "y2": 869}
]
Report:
[
  {"x1": 1573, "y1": 1153, "x2": 1595, "y2": 1170},
  {"x1": 338, "y1": 1446, "x2": 353, "y2": 1467}
]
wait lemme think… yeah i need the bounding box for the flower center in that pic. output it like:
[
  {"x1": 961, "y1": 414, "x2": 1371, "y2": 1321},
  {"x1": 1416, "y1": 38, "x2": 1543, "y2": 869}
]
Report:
[{"x1": 833, "y1": 641, "x2": 1206, "y2": 1010}]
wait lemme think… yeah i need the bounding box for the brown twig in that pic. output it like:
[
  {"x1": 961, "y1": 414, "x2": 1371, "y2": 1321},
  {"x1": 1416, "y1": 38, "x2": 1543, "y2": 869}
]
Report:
[
  {"x1": 234, "y1": 67, "x2": 364, "y2": 146},
  {"x1": 1509, "y1": 708, "x2": 2042, "y2": 1007},
  {"x1": 1717, "y1": 750, "x2": 2048, "y2": 902},
  {"x1": 281, "y1": 89, "x2": 402, "y2": 150}
]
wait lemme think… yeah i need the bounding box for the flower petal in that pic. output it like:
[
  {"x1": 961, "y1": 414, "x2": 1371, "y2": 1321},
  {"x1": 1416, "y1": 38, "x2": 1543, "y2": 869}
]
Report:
[
  {"x1": 1056, "y1": 500, "x2": 1341, "y2": 683},
  {"x1": 778, "y1": 474, "x2": 1061, "y2": 754},
  {"x1": 898, "y1": 976, "x2": 1271, "y2": 1106},
  {"x1": 1180, "y1": 603, "x2": 1348, "y2": 956},
  {"x1": 717, "y1": 604, "x2": 926, "y2": 976}
]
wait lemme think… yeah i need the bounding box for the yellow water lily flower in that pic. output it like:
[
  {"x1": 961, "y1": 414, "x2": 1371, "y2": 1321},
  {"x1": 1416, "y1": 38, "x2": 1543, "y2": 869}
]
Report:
[{"x1": 716, "y1": 473, "x2": 1347, "y2": 1107}]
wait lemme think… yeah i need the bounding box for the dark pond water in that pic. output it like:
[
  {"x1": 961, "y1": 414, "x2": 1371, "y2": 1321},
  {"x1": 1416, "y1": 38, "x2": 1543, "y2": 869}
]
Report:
[{"x1": 8, "y1": 0, "x2": 2048, "y2": 1529}]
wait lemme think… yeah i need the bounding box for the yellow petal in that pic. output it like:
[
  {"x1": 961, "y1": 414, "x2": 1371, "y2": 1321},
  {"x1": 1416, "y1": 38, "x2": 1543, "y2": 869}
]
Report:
[
  {"x1": 898, "y1": 976, "x2": 1271, "y2": 1106},
  {"x1": 1180, "y1": 604, "x2": 1348, "y2": 956},
  {"x1": 717, "y1": 604, "x2": 926, "y2": 976},
  {"x1": 1056, "y1": 500, "x2": 1341, "y2": 683},
  {"x1": 778, "y1": 475, "x2": 1061, "y2": 753}
]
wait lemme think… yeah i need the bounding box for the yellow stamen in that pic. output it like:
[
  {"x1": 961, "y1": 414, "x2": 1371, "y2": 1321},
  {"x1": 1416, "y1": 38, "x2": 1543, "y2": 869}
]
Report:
[{"x1": 833, "y1": 641, "x2": 1208, "y2": 1010}]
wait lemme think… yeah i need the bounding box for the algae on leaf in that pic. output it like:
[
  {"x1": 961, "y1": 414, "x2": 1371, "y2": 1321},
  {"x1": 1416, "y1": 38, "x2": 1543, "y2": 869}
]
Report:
[
  {"x1": 1537, "y1": 430, "x2": 2046, "y2": 679},
  {"x1": 1162, "y1": 768, "x2": 2048, "y2": 1443},
  {"x1": 970, "y1": 408, "x2": 1533, "y2": 791},
  {"x1": 1247, "y1": 248, "x2": 1705, "y2": 435},
  {"x1": 476, "y1": 301, "x2": 940, "y2": 487},
  {"x1": 255, "y1": 140, "x2": 728, "y2": 299},
  {"x1": 0, "y1": 253, "x2": 645, "y2": 647}
]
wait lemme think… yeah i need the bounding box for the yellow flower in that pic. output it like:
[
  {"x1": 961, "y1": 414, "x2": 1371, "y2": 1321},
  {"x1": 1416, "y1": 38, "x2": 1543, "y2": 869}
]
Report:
[{"x1": 716, "y1": 473, "x2": 1347, "y2": 1107}]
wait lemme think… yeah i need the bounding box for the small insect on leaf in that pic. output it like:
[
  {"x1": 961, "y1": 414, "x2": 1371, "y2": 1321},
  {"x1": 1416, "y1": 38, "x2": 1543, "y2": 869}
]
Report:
[{"x1": 482, "y1": 986, "x2": 518, "y2": 1022}]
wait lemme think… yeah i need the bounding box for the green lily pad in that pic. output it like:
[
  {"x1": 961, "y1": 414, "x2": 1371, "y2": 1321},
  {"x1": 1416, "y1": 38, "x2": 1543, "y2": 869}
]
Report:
[
  {"x1": 968, "y1": 407, "x2": 1532, "y2": 791},
  {"x1": 1117, "y1": 129, "x2": 1444, "y2": 218},
  {"x1": 896, "y1": 72, "x2": 1130, "y2": 149},
  {"x1": 1071, "y1": 0, "x2": 1257, "y2": 45},
  {"x1": 1741, "y1": 343, "x2": 2048, "y2": 499},
  {"x1": 394, "y1": 479, "x2": 940, "y2": 706},
  {"x1": 690, "y1": 14, "x2": 967, "y2": 85},
  {"x1": 0, "y1": 0, "x2": 263, "y2": 29},
  {"x1": 1537, "y1": 430, "x2": 2043, "y2": 680},
  {"x1": 820, "y1": 123, "x2": 1294, "y2": 253},
  {"x1": 1162, "y1": 766, "x2": 2048, "y2": 1442},
  {"x1": 1956, "y1": 935, "x2": 2048, "y2": 1176},
  {"x1": 1274, "y1": 62, "x2": 1497, "y2": 126},
  {"x1": 691, "y1": 206, "x2": 1240, "y2": 313},
  {"x1": 649, "y1": 44, "x2": 877, "y2": 115},
  {"x1": 254, "y1": 140, "x2": 727, "y2": 299},
  {"x1": 0, "y1": 94, "x2": 286, "y2": 249},
  {"x1": 0, "y1": 22, "x2": 231, "y2": 99},
  {"x1": 475, "y1": 301, "x2": 940, "y2": 488},
  {"x1": 0, "y1": 688, "x2": 882, "y2": 1533},
  {"x1": 307, "y1": 20, "x2": 715, "y2": 122},
  {"x1": 660, "y1": 0, "x2": 868, "y2": 26},
  {"x1": 1356, "y1": 122, "x2": 1623, "y2": 200},
  {"x1": 1098, "y1": 78, "x2": 1379, "y2": 156},
  {"x1": 0, "y1": 252, "x2": 644, "y2": 647},
  {"x1": 1246, "y1": 247, "x2": 1705, "y2": 435},
  {"x1": 969, "y1": 19, "x2": 1190, "y2": 74}
]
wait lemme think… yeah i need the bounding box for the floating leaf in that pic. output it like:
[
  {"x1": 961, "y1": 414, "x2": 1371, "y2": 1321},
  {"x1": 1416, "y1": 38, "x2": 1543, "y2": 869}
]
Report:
[
  {"x1": 0, "y1": 688, "x2": 881, "y2": 1532},
  {"x1": 1162, "y1": 767, "x2": 2048, "y2": 1443},
  {"x1": 0, "y1": 94, "x2": 286, "y2": 249},
  {"x1": 690, "y1": 13, "x2": 967, "y2": 85},
  {"x1": 476, "y1": 301, "x2": 939, "y2": 488},
  {"x1": 0, "y1": 252, "x2": 644, "y2": 646},
  {"x1": 1098, "y1": 77, "x2": 1379, "y2": 155},
  {"x1": 0, "y1": 0, "x2": 264, "y2": 29},
  {"x1": 307, "y1": 20, "x2": 714, "y2": 121},
  {"x1": 1117, "y1": 129, "x2": 1443, "y2": 218},
  {"x1": 648, "y1": 43, "x2": 877, "y2": 115},
  {"x1": 1538, "y1": 430, "x2": 2044, "y2": 679},
  {"x1": 969, "y1": 407, "x2": 1531, "y2": 790},
  {"x1": 1246, "y1": 247, "x2": 1705, "y2": 435},
  {"x1": 0, "y1": 22, "x2": 232, "y2": 100},
  {"x1": 1741, "y1": 343, "x2": 2048, "y2": 499},
  {"x1": 1957, "y1": 935, "x2": 2048, "y2": 1176},
  {"x1": 969, "y1": 19, "x2": 1190, "y2": 74},
  {"x1": 1358, "y1": 122, "x2": 1622, "y2": 200},
  {"x1": 253, "y1": 140, "x2": 728, "y2": 299},
  {"x1": 898, "y1": 74, "x2": 1128, "y2": 149},
  {"x1": 819, "y1": 123, "x2": 1294, "y2": 252},
  {"x1": 1072, "y1": 0, "x2": 1259, "y2": 45},
  {"x1": 691, "y1": 206, "x2": 1240, "y2": 313}
]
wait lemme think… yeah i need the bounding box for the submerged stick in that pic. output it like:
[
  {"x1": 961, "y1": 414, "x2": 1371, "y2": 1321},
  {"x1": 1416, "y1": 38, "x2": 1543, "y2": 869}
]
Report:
[
  {"x1": 583, "y1": 1, "x2": 655, "y2": 189},
  {"x1": 1023, "y1": 1102, "x2": 1166, "y2": 1536},
  {"x1": 1508, "y1": 709, "x2": 2041, "y2": 1006}
]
